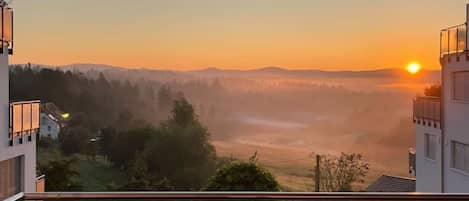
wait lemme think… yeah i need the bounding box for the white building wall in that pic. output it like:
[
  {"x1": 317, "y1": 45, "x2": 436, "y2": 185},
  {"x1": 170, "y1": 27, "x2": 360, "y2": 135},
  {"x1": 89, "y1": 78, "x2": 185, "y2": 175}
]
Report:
[
  {"x1": 40, "y1": 113, "x2": 61, "y2": 139},
  {"x1": 0, "y1": 46, "x2": 37, "y2": 193},
  {"x1": 415, "y1": 124, "x2": 442, "y2": 192},
  {"x1": 442, "y1": 55, "x2": 469, "y2": 193}
]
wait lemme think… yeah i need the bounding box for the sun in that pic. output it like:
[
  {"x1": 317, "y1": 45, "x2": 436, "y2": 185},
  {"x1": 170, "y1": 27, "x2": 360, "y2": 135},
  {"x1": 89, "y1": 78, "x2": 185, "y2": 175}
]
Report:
[{"x1": 406, "y1": 62, "x2": 421, "y2": 74}]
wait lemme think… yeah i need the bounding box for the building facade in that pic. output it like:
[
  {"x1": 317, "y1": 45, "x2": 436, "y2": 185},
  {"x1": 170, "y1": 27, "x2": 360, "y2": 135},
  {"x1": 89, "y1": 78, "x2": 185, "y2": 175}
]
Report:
[
  {"x1": 39, "y1": 113, "x2": 61, "y2": 139},
  {"x1": 39, "y1": 103, "x2": 68, "y2": 139},
  {"x1": 0, "y1": 2, "x2": 41, "y2": 200},
  {"x1": 414, "y1": 4, "x2": 469, "y2": 193}
]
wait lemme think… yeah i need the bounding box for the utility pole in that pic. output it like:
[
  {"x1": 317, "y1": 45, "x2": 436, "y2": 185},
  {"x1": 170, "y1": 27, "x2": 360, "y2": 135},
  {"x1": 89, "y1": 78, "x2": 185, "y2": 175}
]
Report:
[{"x1": 315, "y1": 154, "x2": 320, "y2": 192}]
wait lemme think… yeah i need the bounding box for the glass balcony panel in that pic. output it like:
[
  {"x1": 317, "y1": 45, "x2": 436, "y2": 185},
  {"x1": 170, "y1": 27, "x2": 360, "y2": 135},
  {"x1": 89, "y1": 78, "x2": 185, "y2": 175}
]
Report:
[
  {"x1": 449, "y1": 28, "x2": 458, "y2": 53},
  {"x1": 22, "y1": 104, "x2": 31, "y2": 131},
  {"x1": 31, "y1": 103, "x2": 40, "y2": 129},
  {"x1": 413, "y1": 97, "x2": 440, "y2": 121},
  {"x1": 441, "y1": 30, "x2": 449, "y2": 56},
  {"x1": 3, "y1": 8, "x2": 13, "y2": 42},
  {"x1": 458, "y1": 25, "x2": 467, "y2": 52},
  {"x1": 12, "y1": 104, "x2": 22, "y2": 134}
]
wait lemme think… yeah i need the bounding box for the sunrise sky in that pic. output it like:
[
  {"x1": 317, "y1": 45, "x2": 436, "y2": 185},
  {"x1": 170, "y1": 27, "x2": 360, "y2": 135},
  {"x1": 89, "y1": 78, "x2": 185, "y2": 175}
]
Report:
[{"x1": 9, "y1": 0, "x2": 469, "y2": 70}]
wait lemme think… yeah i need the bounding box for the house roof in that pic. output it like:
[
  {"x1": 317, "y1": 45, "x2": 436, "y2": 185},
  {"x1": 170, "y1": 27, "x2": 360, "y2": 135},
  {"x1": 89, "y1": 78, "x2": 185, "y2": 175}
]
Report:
[
  {"x1": 41, "y1": 102, "x2": 68, "y2": 124},
  {"x1": 366, "y1": 175, "x2": 415, "y2": 192}
]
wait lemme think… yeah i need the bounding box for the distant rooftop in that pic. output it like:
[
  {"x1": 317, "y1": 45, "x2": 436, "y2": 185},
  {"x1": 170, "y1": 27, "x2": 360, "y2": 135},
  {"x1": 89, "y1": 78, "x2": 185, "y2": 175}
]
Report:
[{"x1": 366, "y1": 175, "x2": 416, "y2": 192}]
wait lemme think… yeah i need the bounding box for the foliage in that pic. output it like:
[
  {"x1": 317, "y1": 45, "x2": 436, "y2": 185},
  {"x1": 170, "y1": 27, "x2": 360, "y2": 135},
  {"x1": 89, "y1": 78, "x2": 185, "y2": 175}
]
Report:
[
  {"x1": 314, "y1": 153, "x2": 369, "y2": 192},
  {"x1": 38, "y1": 156, "x2": 82, "y2": 191},
  {"x1": 94, "y1": 98, "x2": 218, "y2": 190},
  {"x1": 106, "y1": 127, "x2": 154, "y2": 169},
  {"x1": 37, "y1": 136, "x2": 57, "y2": 149},
  {"x1": 9, "y1": 65, "x2": 159, "y2": 132},
  {"x1": 59, "y1": 126, "x2": 92, "y2": 155},
  {"x1": 424, "y1": 84, "x2": 441, "y2": 97},
  {"x1": 136, "y1": 98, "x2": 217, "y2": 190},
  {"x1": 73, "y1": 155, "x2": 129, "y2": 191},
  {"x1": 205, "y1": 154, "x2": 280, "y2": 191}
]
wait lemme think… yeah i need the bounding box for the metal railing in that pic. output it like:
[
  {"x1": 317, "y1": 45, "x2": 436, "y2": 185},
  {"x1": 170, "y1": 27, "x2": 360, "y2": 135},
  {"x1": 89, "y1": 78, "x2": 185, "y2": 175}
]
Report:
[
  {"x1": 20, "y1": 192, "x2": 469, "y2": 201},
  {"x1": 441, "y1": 23, "x2": 467, "y2": 58},
  {"x1": 9, "y1": 100, "x2": 40, "y2": 146},
  {"x1": 413, "y1": 96, "x2": 440, "y2": 122}
]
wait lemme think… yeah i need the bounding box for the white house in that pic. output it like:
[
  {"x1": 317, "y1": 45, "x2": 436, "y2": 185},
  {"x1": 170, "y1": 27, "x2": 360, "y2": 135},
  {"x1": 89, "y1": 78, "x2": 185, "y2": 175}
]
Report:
[
  {"x1": 414, "y1": 3, "x2": 469, "y2": 193},
  {"x1": 0, "y1": 1, "x2": 42, "y2": 200},
  {"x1": 40, "y1": 103, "x2": 67, "y2": 139},
  {"x1": 40, "y1": 113, "x2": 61, "y2": 139}
]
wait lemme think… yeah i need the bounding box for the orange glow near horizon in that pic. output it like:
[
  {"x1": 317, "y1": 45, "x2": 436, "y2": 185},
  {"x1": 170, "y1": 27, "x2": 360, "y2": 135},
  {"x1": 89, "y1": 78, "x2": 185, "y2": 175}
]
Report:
[{"x1": 8, "y1": 0, "x2": 469, "y2": 70}]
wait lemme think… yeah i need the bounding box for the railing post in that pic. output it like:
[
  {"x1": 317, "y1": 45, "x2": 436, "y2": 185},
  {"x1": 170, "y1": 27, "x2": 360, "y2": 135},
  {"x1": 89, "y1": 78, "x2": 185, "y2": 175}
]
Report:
[
  {"x1": 440, "y1": 31, "x2": 443, "y2": 58},
  {"x1": 456, "y1": 26, "x2": 459, "y2": 55},
  {"x1": 449, "y1": 28, "x2": 451, "y2": 61}
]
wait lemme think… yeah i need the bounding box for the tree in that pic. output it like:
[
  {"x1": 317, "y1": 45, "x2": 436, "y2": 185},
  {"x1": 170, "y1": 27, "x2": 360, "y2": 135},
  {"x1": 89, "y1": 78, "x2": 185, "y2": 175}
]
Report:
[
  {"x1": 424, "y1": 84, "x2": 441, "y2": 97},
  {"x1": 37, "y1": 136, "x2": 57, "y2": 149},
  {"x1": 38, "y1": 157, "x2": 82, "y2": 191},
  {"x1": 135, "y1": 98, "x2": 217, "y2": 190},
  {"x1": 107, "y1": 127, "x2": 153, "y2": 169},
  {"x1": 314, "y1": 153, "x2": 369, "y2": 192},
  {"x1": 205, "y1": 155, "x2": 280, "y2": 191},
  {"x1": 157, "y1": 85, "x2": 174, "y2": 121},
  {"x1": 59, "y1": 126, "x2": 92, "y2": 155},
  {"x1": 98, "y1": 126, "x2": 117, "y2": 163}
]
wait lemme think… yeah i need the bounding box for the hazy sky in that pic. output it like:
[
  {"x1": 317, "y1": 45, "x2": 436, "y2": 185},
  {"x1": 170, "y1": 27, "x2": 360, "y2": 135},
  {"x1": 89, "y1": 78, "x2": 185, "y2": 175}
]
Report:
[{"x1": 9, "y1": 0, "x2": 469, "y2": 70}]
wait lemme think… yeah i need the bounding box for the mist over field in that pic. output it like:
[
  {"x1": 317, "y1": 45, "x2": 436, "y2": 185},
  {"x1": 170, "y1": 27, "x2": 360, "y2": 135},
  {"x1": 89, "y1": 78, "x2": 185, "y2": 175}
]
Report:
[{"x1": 38, "y1": 64, "x2": 440, "y2": 190}]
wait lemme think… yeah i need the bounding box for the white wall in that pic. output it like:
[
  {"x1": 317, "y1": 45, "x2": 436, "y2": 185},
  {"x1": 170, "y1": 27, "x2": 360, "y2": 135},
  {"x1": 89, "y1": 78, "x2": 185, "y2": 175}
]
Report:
[
  {"x1": 40, "y1": 113, "x2": 60, "y2": 139},
  {"x1": 415, "y1": 123, "x2": 442, "y2": 192},
  {"x1": 441, "y1": 54, "x2": 469, "y2": 193},
  {"x1": 0, "y1": 46, "x2": 37, "y2": 193}
]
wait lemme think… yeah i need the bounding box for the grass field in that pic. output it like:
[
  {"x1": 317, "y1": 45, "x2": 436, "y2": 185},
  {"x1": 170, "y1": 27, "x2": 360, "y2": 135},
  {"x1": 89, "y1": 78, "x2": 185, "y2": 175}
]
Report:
[
  {"x1": 213, "y1": 139, "x2": 407, "y2": 191},
  {"x1": 74, "y1": 155, "x2": 128, "y2": 191},
  {"x1": 38, "y1": 148, "x2": 128, "y2": 191}
]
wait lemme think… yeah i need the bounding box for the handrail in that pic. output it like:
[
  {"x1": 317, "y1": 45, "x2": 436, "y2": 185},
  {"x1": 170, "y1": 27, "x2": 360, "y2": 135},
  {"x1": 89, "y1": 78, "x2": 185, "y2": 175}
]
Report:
[
  {"x1": 22, "y1": 192, "x2": 469, "y2": 200},
  {"x1": 10, "y1": 100, "x2": 41, "y2": 104},
  {"x1": 441, "y1": 23, "x2": 467, "y2": 31}
]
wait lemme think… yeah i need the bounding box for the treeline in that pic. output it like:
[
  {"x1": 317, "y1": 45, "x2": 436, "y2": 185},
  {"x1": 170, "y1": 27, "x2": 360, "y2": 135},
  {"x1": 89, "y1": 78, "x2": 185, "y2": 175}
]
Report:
[{"x1": 10, "y1": 64, "x2": 180, "y2": 131}]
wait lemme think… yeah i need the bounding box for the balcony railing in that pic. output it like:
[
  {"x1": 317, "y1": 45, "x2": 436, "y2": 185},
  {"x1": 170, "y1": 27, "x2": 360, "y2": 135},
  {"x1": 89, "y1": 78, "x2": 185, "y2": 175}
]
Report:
[
  {"x1": 413, "y1": 96, "x2": 440, "y2": 123},
  {"x1": 35, "y1": 175, "x2": 45, "y2": 193},
  {"x1": 9, "y1": 100, "x2": 40, "y2": 146},
  {"x1": 0, "y1": 4, "x2": 13, "y2": 54},
  {"x1": 440, "y1": 23, "x2": 467, "y2": 58},
  {"x1": 17, "y1": 192, "x2": 469, "y2": 201}
]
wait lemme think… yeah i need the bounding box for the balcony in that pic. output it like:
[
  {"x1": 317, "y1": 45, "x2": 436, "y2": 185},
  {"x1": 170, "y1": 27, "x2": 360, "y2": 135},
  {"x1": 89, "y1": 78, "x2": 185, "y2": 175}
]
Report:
[
  {"x1": 413, "y1": 96, "x2": 440, "y2": 128},
  {"x1": 0, "y1": 4, "x2": 13, "y2": 54},
  {"x1": 10, "y1": 192, "x2": 469, "y2": 201},
  {"x1": 440, "y1": 23, "x2": 467, "y2": 60},
  {"x1": 9, "y1": 100, "x2": 40, "y2": 146}
]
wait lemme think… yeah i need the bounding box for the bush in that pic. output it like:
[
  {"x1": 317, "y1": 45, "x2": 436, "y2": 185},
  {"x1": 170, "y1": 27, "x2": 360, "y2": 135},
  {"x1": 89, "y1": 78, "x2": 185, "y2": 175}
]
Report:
[{"x1": 205, "y1": 160, "x2": 280, "y2": 191}]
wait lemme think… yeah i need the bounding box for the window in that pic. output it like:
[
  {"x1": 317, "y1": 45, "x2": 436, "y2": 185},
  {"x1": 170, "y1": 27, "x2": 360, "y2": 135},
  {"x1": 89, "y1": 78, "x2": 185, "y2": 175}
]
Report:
[
  {"x1": 424, "y1": 134, "x2": 437, "y2": 160},
  {"x1": 0, "y1": 157, "x2": 22, "y2": 200},
  {"x1": 453, "y1": 71, "x2": 469, "y2": 101},
  {"x1": 452, "y1": 141, "x2": 469, "y2": 172}
]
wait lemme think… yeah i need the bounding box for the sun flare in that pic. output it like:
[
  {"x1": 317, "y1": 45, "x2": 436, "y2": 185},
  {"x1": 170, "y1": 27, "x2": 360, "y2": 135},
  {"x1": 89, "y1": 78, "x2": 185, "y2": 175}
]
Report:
[{"x1": 406, "y1": 62, "x2": 421, "y2": 74}]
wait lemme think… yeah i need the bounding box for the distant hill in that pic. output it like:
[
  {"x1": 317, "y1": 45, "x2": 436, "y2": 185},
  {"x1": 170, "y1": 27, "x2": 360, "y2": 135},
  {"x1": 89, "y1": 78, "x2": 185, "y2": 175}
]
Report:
[{"x1": 16, "y1": 63, "x2": 440, "y2": 82}]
